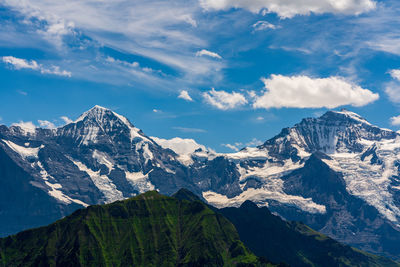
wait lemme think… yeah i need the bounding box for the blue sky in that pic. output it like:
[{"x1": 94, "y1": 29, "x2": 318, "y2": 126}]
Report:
[{"x1": 1, "y1": 0, "x2": 400, "y2": 152}]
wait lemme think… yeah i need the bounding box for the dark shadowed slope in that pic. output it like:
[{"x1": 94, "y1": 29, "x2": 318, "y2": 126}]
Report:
[
  {"x1": 174, "y1": 189, "x2": 400, "y2": 267},
  {"x1": 0, "y1": 191, "x2": 272, "y2": 267},
  {"x1": 220, "y1": 201, "x2": 400, "y2": 267}
]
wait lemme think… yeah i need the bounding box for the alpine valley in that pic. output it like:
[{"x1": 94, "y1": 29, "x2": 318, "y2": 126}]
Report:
[{"x1": 1, "y1": 105, "x2": 400, "y2": 260}]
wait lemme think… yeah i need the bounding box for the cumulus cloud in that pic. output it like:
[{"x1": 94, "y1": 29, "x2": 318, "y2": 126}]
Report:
[
  {"x1": 60, "y1": 116, "x2": 73, "y2": 124},
  {"x1": 178, "y1": 90, "x2": 193, "y2": 101},
  {"x1": 390, "y1": 115, "x2": 400, "y2": 126},
  {"x1": 38, "y1": 120, "x2": 56, "y2": 129},
  {"x1": 252, "y1": 21, "x2": 277, "y2": 31},
  {"x1": 11, "y1": 121, "x2": 37, "y2": 134},
  {"x1": 253, "y1": 75, "x2": 379, "y2": 109},
  {"x1": 2, "y1": 56, "x2": 71, "y2": 77},
  {"x1": 203, "y1": 88, "x2": 248, "y2": 110},
  {"x1": 196, "y1": 49, "x2": 222, "y2": 59},
  {"x1": 199, "y1": 0, "x2": 376, "y2": 18},
  {"x1": 152, "y1": 137, "x2": 207, "y2": 155}
]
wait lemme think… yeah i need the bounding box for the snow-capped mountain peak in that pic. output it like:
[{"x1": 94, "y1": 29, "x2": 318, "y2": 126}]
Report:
[
  {"x1": 61, "y1": 105, "x2": 151, "y2": 145},
  {"x1": 259, "y1": 110, "x2": 397, "y2": 158},
  {"x1": 321, "y1": 109, "x2": 372, "y2": 126},
  {"x1": 74, "y1": 105, "x2": 110, "y2": 123}
]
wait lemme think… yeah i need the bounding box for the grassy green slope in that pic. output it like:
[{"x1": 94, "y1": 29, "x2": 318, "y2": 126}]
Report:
[{"x1": 0, "y1": 191, "x2": 271, "y2": 267}]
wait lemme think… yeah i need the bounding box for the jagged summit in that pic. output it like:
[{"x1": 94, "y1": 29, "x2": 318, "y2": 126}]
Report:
[
  {"x1": 259, "y1": 109, "x2": 397, "y2": 156},
  {"x1": 75, "y1": 105, "x2": 128, "y2": 125},
  {"x1": 319, "y1": 109, "x2": 372, "y2": 126},
  {"x1": 58, "y1": 105, "x2": 152, "y2": 146}
]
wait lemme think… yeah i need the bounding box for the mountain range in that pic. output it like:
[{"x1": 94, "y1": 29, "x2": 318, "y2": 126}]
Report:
[
  {"x1": 1, "y1": 106, "x2": 400, "y2": 259},
  {"x1": 1, "y1": 189, "x2": 398, "y2": 267}
]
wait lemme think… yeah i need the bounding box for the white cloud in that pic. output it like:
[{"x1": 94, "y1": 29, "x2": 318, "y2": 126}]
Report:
[
  {"x1": 1, "y1": 0, "x2": 222, "y2": 82},
  {"x1": 252, "y1": 21, "x2": 277, "y2": 31},
  {"x1": 153, "y1": 109, "x2": 162, "y2": 113},
  {"x1": 2, "y1": 56, "x2": 71, "y2": 77},
  {"x1": 196, "y1": 49, "x2": 222, "y2": 59},
  {"x1": 386, "y1": 70, "x2": 400, "y2": 103},
  {"x1": 222, "y1": 138, "x2": 263, "y2": 151},
  {"x1": 256, "y1": 116, "x2": 264, "y2": 121},
  {"x1": 246, "y1": 138, "x2": 263, "y2": 146},
  {"x1": 253, "y1": 75, "x2": 379, "y2": 109},
  {"x1": 2, "y1": 56, "x2": 39, "y2": 70},
  {"x1": 38, "y1": 120, "x2": 56, "y2": 129},
  {"x1": 389, "y1": 69, "x2": 400, "y2": 81},
  {"x1": 40, "y1": 66, "x2": 71, "y2": 77},
  {"x1": 390, "y1": 115, "x2": 400, "y2": 126},
  {"x1": 172, "y1": 126, "x2": 206, "y2": 133},
  {"x1": 152, "y1": 137, "x2": 207, "y2": 155},
  {"x1": 199, "y1": 0, "x2": 376, "y2": 18},
  {"x1": 385, "y1": 83, "x2": 400, "y2": 103},
  {"x1": 203, "y1": 88, "x2": 248, "y2": 110},
  {"x1": 60, "y1": 116, "x2": 73, "y2": 124},
  {"x1": 178, "y1": 90, "x2": 193, "y2": 101},
  {"x1": 11, "y1": 121, "x2": 37, "y2": 134},
  {"x1": 222, "y1": 143, "x2": 241, "y2": 151},
  {"x1": 17, "y1": 90, "x2": 28, "y2": 96}
]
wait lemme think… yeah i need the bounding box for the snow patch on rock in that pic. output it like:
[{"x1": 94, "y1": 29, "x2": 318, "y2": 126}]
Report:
[
  {"x1": 72, "y1": 159, "x2": 123, "y2": 203},
  {"x1": 125, "y1": 170, "x2": 155, "y2": 193},
  {"x1": 203, "y1": 188, "x2": 326, "y2": 214},
  {"x1": 2, "y1": 140, "x2": 41, "y2": 159}
]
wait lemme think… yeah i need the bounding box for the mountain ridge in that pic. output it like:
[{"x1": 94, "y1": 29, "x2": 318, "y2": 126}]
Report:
[{"x1": 1, "y1": 106, "x2": 400, "y2": 259}]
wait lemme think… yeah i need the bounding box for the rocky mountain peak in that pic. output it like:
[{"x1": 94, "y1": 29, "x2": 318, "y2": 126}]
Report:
[
  {"x1": 57, "y1": 105, "x2": 151, "y2": 146},
  {"x1": 317, "y1": 109, "x2": 371, "y2": 126},
  {"x1": 261, "y1": 109, "x2": 397, "y2": 156},
  {"x1": 75, "y1": 105, "x2": 128, "y2": 126}
]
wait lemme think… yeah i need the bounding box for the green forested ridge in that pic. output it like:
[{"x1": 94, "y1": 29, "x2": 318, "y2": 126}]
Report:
[
  {"x1": 1, "y1": 188, "x2": 399, "y2": 267},
  {"x1": 0, "y1": 190, "x2": 272, "y2": 267}
]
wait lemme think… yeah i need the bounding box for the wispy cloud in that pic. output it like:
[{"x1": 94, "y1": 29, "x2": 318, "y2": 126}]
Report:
[
  {"x1": 2, "y1": 56, "x2": 71, "y2": 77},
  {"x1": 385, "y1": 68, "x2": 400, "y2": 103},
  {"x1": 252, "y1": 21, "x2": 277, "y2": 31},
  {"x1": 0, "y1": 0, "x2": 223, "y2": 86},
  {"x1": 60, "y1": 116, "x2": 73, "y2": 124},
  {"x1": 172, "y1": 126, "x2": 207, "y2": 133},
  {"x1": 199, "y1": 0, "x2": 376, "y2": 18},
  {"x1": 196, "y1": 49, "x2": 222, "y2": 59},
  {"x1": 17, "y1": 90, "x2": 28, "y2": 96}
]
